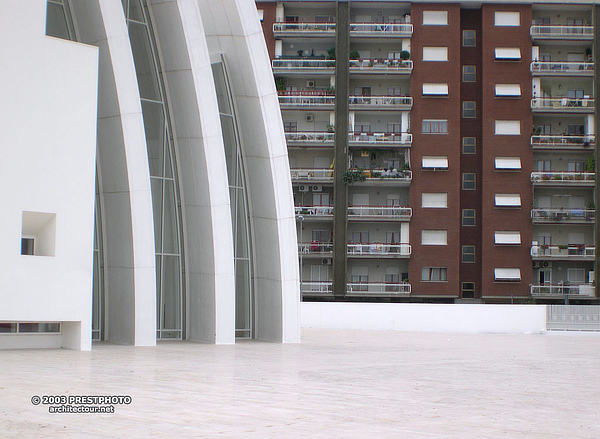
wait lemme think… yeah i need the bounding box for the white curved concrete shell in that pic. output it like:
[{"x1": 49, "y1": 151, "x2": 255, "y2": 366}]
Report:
[{"x1": 0, "y1": 0, "x2": 299, "y2": 349}]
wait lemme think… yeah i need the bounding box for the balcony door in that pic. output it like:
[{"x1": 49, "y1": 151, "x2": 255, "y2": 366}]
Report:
[
  {"x1": 310, "y1": 265, "x2": 330, "y2": 292},
  {"x1": 538, "y1": 268, "x2": 552, "y2": 285}
]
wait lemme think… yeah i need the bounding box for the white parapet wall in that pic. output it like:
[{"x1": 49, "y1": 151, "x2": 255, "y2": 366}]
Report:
[{"x1": 302, "y1": 302, "x2": 547, "y2": 334}]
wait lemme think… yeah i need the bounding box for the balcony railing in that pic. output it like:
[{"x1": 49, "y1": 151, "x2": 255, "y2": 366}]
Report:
[
  {"x1": 349, "y1": 23, "x2": 413, "y2": 37},
  {"x1": 531, "y1": 135, "x2": 594, "y2": 149},
  {"x1": 272, "y1": 58, "x2": 334, "y2": 72},
  {"x1": 531, "y1": 61, "x2": 594, "y2": 75},
  {"x1": 301, "y1": 281, "x2": 333, "y2": 294},
  {"x1": 349, "y1": 132, "x2": 412, "y2": 146},
  {"x1": 285, "y1": 131, "x2": 334, "y2": 146},
  {"x1": 346, "y1": 282, "x2": 411, "y2": 295},
  {"x1": 347, "y1": 243, "x2": 411, "y2": 257},
  {"x1": 278, "y1": 93, "x2": 335, "y2": 108},
  {"x1": 531, "y1": 97, "x2": 594, "y2": 112},
  {"x1": 295, "y1": 205, "x2": 334, "y2": 217},
  {"x1": 348, "y1": 205, "x2": 412, "y2": 219},
  {"x1": 531, "y1": 284, "x2": 596, "y2": 297},
  {"x1": 531, "y1": 208, "x2": 595, "y2": 223},
  {"x1": 349, "y1": 59, "x2": 413, "y2": 73},
  {"x1": 360, "y1": 169, "x2": 412, "y2": 183},
  {"x1": 349, "y1": 95, "x2": 413, "y2": 109},
  {"x1": 273, "y1": 22, "x2": 336, "y2": 34},
  {"x1": 291, "y1": 168, "x2": 333, "y2": 182},
  {"x1": 531, "y1": 244, "x2": 595, "y2": 259},
  {"x1": 531, "y1": 172, "x2": 595, "y2": 184},
  {"x1": 298, "y1": 242, "x2": 332, "y2": 255},
  {"x1": 530, "y1": 25, "x2": 594, "y2": 39}
]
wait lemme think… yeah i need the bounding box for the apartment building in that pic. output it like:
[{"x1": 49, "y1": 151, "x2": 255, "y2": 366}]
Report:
[{"x1": 257, "y1": 0, "x2": 600, "y2": 304}]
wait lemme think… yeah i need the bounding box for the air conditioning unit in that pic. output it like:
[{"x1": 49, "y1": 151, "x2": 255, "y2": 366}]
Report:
[
  {"x1": 306, "y1": 80, "x2": 316, "y2": 88},
  {"x1": 298, "y1": 185, "x2": 309, "y2": 192},
  {"x1": 310, "y1": 185, "x2": 322, "y2": 192},
  {"x1": 321, "y1": 258, "x2": 332, "y2": 265},
  {"x1": 533, "y1": 261, "x2": 552, "y2": 268},
  {"x1": 305, "y1": 114, "x2": 314, "y2": 122}
]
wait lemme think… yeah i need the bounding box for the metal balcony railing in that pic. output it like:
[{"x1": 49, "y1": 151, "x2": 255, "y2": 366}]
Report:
[
  {"x1": 278, "y1": 93, "x2": 335, "y2": 107},
  {"x1": 273, "y1": 22, "x2": 336, "y2": 33},
  {"x1": 531, "y1": 172, "x2": 595, "y2": 184},
  {"x1": 531, "y1": 208, "x2": 595, "y2": 223},
  {"x1": 531, "y1": 284, "x2": 596, "y2": 297},
  {"x1": 360, "y1": 169, "x2": 412, "y2": 182},
  {"x1": 347, "y1": 243, "x2": 411, "y2": 256},
  {"x1": 285, "y1": 132, "x2": 334, "y2": 146},
  {"x1": 531, "y1": 135, "x2": 594, "y2": 149},
  {"x1": 272, "y1": 58, "x2": 335, "y2": 71},
  {"x1": 349, "y1": 59, "x2": 413, "y2": 73},
  {"x1": 298, "y1": 242, "x2": 332, "y2": 255},
  {"x1": 295, "y1": 205, "x2": 334, "y2": 217},
  {"x1": 347, "y1": 205, "x2": 412, "y2": 219},
  {"x1": 349, "y1": 132, "x2": 412, "y2": 146},
  {"x1": 349, "y1": 23, "x2": 413, "y2": 36},
  {"x1": 301, "y1": 281, "x2": 333, "y2": 294},
  {"x1": 531, "y1": 244, "x2": 595, "y2": 259},
  {"x1": 291, "y1": 168, "x2": 333, "y2": 181},
  {"x1": 531, "y1": 97, "x2": 594, "y2": 112},
  {"x1": 530, "y1": 25, "x2": 594, "y2": 39},
  {"x1": 346, "y1": 282, "x2": 411, "y2": 295},
  {"x1": 531, "y1": 61, "x2": 594, "y2": 75},
  {"x1": 349, "y1": 95, "x2": 413, "y2": 109}
]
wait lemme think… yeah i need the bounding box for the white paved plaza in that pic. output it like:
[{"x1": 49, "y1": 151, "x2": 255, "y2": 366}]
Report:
[{"x1": 1, "y1": 329, "x2": 599, "y2": 438}]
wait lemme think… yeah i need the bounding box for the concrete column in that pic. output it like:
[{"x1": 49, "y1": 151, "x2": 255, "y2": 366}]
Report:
[
  {"x1": 594, "y1": 5, "x2": 600, "y2": 297},
  {"x1": 333, "y1": 0, "x2": 349, "y2": 299}
]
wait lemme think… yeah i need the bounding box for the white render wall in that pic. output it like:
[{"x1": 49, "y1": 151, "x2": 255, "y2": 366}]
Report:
[
  {"x1": 302, "y1": 303, "x2": 547, "y2": 334},
  {"x1": 0, "y1": 0, "x2": 99, "y2": 350}
]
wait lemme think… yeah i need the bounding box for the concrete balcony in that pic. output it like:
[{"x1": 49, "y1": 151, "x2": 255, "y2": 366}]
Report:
[
  {"x1": 347, "y1": 205, "x2": 412, "y2": 221},
  {"x1": 298, "y1": 242, "x2": 332, "y2": 256},
  {"x1": 300, "y1": 281, "x2": 412, "y2": 297},
  {"x1": 285, "y1": 131, "x2": 334, "y2": 147},
  {"x1": 346, "y1": 282, "x2": 411, "y2": 296},
  {"x1": 531, "y1": 61, "x2": 594, "y2": 76},
  {"x1": 347, "y1": 243, "x2": 411, "y2": 258},
  {"x1": 530, "y1": 25, "x2": 594, "y2": 40},
  {"x1": 531, "y1": 208, "x2": 595, "y2": 224},
  {"x1": 531, "y1": 135, "x2": 594, "y2": 150},
  {"x1": 531, "y1": 172, "x2": 595, "y2": 186},
  {"x1": 273, "y1": 22, "x2": 335, "y2": 38},
  {"x1": 278, "y1": 92, "x2": 335, "y2": 110},
  {"x1": 349, "y1": 23, "x2": 412, "y2": 38},
  {"x1": 349, "y1": 59, "x2": 412, "y2": 75},
  {"x1": 291, "y1": 168, "x2": 333, "y2": 183},
  {"x1": 531, "y1": 244, "x2": 595, "y2": 261},
  {"x1": 531, "y1": 284, "x2": 596, "y2": 297},
  {"x1": 349, "y1": 132, "x2": 412, "y2": 147},
  {"x1": 295, "y1": 205, "x2": 333, "y2": 218},
  {"x1": 349, "y1": 95, "x2": 412, "y2": 110},
  {"x1": 531, "y1": 98, "x2": 594, "y2": 113},
  {"x1": 272, "y1": 58, "x2": 334, "y2": 75}
]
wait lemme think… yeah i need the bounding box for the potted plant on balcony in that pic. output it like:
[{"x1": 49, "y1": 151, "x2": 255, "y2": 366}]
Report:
[
  {"x1": 586, "y1": 156, "x2": 595, "y2": 172},
  {"x1": 349, "y1": 50, "x2": 360, "y2": 60},
  {"x1": 400, "y1": 50, "x2": 410, "y2": 60},
  {"x1": 343, "y1": 168, "x2": 366, "y2": 185}
]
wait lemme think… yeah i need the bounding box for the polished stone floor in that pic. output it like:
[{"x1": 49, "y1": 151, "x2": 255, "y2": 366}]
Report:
[{"x1": 1, "y1": 329, "x2": 599, "y2": 438}]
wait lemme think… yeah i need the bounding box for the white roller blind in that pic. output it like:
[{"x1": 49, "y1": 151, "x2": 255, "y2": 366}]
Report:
[
  {"x1": 495, "y1": 120, "x2": 520, "y2": 135},
  {"x1": 495, "y1": 157, "x2": 522, "y2": 170},
  {"x1": 495, "y1": 84, "x2": 521, "y2": 97},
  {"x1": 423, "y1": 11, "x2": 448, "y2": 25},
  {"x1": 495, "y1": 11, "x2": 520, "y2": 26},
  {"x1": 422, "y1": 156, "x2": 449, "y2": 169},
  {"x1": 495, "y1": 194, "x2": 521, "y2": 207},
  {"x1": 423, "y1": 47, "x2": 448, "y2": 61},
  {"x1": 422, "y1": 193, "x2": 448, "y2": 208},
  {"x1": 423, "y1": 83, "x2": 449, "y2": 95},
  {"x1": 421, "y1": 230, "x2": 448, "y2": 245},
  {"x1": 495, "y1": 231, "x2": 521, "y2": 245},
  {"x1": 495, "y1": 48, "x2": 521, "y2": 60},
  {"x1": 495, "y1": 268, "x2": 521, "y2": 280}
]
